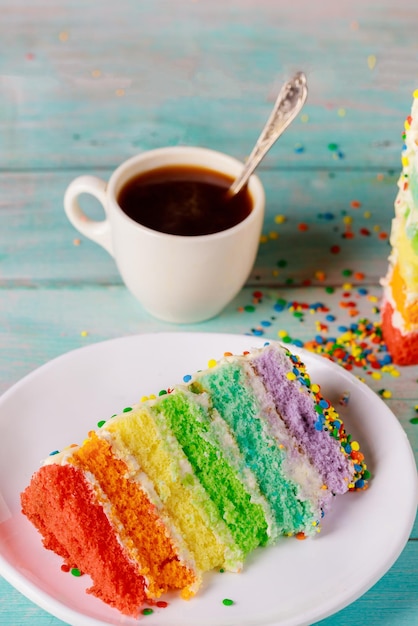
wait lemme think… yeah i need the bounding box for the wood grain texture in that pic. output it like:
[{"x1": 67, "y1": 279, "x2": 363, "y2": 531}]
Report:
[
  {"x1": 1, "y1": 0, "x2": 418, "y2": 170},
  {"x1": 0, "y1": 0, "x2": 417, "y2": 624}
]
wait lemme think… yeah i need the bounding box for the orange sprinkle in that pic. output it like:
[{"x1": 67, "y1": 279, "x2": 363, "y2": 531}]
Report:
[
  {"x1": 295, "y1": 532, "x2": 306, "y2": 540},
  {"x1": 378, "y1": 232, "x2": 388, "y2": 240},
  {"x1": 223, "y1": 351, "x2": 233, "y2": 357},
  {"x1": 350, "y1": 200, "x2": 361, "y2": 208},
  {"x1": 353, "y1": 272, "x2": 365, "y2": 280},
  {"x1": 298, "y1": 222, "x2": 309, "y2": 231}
]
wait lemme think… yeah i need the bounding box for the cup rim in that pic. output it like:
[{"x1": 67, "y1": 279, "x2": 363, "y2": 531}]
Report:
[{"x1": 106, "y1": 146, "x2": 265, "y2": 241}]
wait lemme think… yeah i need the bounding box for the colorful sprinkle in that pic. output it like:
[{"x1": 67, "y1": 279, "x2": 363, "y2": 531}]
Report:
[
  {"x1": 142, "y1": 608, "x2": 154, "y2": 615},
  {"x1": 222, "y1": 598, "x2": 234, "y2": 606}
]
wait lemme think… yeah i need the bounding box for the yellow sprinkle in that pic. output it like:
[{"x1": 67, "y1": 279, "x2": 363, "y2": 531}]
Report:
[
  {"x1": 371, "y1": 372, "x2": 382, "y2": 380},
  {"x1": 351, "y1": 441, "x2": 360, "y2": 451},
  {"x1": 363, "y1": 211, "x2": 371, "y2": 219},
  {"x1": 286, "y1": 372, "x2": 297, "y2": 381},
  {"x1": 278, "y1": 444, "x2": 285, "y2": 449},
  {"x1": 311, "y1": 383, "x2": 320, "y2": 393},
  {"x1": 390, "y1": 369, "x2": 400, "y2": 378},
  {"x1": 149, "y1": 394, "x2": 156, "y2": 400},
  {"x1": 208, "y1": 359, "x2": 217, "y2": 368},
  {"x1": 402, "y1": 156, "x2": 409, "y2": 167},
  {"x1": 373, "y1": 224, "x2": 380, "y2": 232},
  {"x1": 404, "y1": 121, "x2": 411, "y2": 132},
  {"x1": 321, "y1": 484, "x2": 328, "y2": 490},
  {"x1": 343, "y1": 215, "x2": 353, "y2": 225},
  {"x1": 382, "y1": 389, "x2": 392, "y2": 399},
  {"x1": 274, "y1": 214, "x2": 286, "y2": 224},
  {"x1": 140, "y1": 396, "x2": 148, "y2": 402},
  {"x1": 300, "y1": 113, "x2": 309, "y2": 123},
  {"x1": 342, "y1": 282, "x2": 353, "y2": 290},
  {"x1": 312, "y1": 521, "x2": 317, "y2": 526},
  {"x1": 413, "y1": 89, "x2": 418, "y2": 99},
  {"x1": 367, "y1": 54, "x2": 376, "y2": 70},
  {"x1": 278, "y1": 330, "x2": 288, "y2": 338},
  {"x1": 368, "y1": 295, "x2": 378, "y2": 303},
  {"x1": 348, "y1": 483, "x2": 355, "y2": 490},
  {"x1": 269, "y1": 231, "x2": 279, "y2": 240},
  {"x1": 80, "y1": 330, "x2": 88, "y2": 337},
  {"x1": 337, "y1": 108, "x2": 346, "y2": 117}
]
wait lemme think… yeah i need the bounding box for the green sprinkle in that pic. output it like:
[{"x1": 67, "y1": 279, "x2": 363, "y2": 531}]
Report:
[
  {"x1": 410, "y1": 417, "x2": 418, "y2": 425},
  {"x1": 219, "y1": 568, "x2": 225, "y2": 573},
  {"x1": 223, "y1": 598, "x2": 234, "y2": 606},
  {"x1": 142, "y1": 608, "x2": 154, "y2": 615},
  {"x1": 328, "y1": 142, "x2": 338, "y2": 151},
  {"x1": 123, "y1": 407, "x2": 133, "y2": 413},
  {"x1": 325, "y1": 286, "x2": 335, "y2": 294},
  {"x1": 97, "y1": 420, "x2": 106, "y2": 428},
  {"x1": 281, "y1": 335, "x2": 292, "y2": 344},
  {"x1": 342, "y1": 269, "x2": 353, "y2": 277},
  {"x1": 244, "y1": 305, "x2": 256, "y2": 313},
  {"x1": 71, "y1": 568, "x2": 82, "y2": 577},
  {"x1": 277, "y1": 259, "x2": 287, "y2": 268},
  {"x1": 158, "y1": 389, "x2": 168, "y2": 396}
]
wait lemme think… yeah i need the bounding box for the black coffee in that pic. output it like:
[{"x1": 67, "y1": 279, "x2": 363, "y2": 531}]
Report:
[{"x1": 117, "y1": 165, "x2": 253, "y2": 236}]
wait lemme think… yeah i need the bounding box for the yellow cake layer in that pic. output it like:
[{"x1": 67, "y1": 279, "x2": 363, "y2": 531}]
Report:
[
  {"x1": 103, "y1": 405, "x2": 236, "y2": 573},
  {"x1": 70, "y1": 432, "x2": 197, "y2": 599}
]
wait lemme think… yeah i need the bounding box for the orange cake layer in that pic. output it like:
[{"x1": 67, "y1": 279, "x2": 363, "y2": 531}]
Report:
[
  {"x1": 389, "y1": 262, "x2": 418, "y2": 327},
  {"x1": 71, "y1": 432, "x2": 197, "y2": 599}
]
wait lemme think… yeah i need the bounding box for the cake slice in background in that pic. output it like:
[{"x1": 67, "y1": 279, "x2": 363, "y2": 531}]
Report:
[
  {"x1": 381, "y1": 89, "x2": 418, "y2": 365},
  {"x1": 21, "y1": 342, "x2": 369, "y2": 618}
]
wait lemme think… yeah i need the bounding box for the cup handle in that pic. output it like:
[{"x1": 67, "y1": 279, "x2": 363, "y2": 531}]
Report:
[{"x1": 64, "y1": 175, "x2": 114, "y2": 256}]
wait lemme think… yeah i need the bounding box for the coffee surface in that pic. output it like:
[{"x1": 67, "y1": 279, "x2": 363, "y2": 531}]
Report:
[{"x1": 117, "y1": 165, "x2": 253, "y2": 236}]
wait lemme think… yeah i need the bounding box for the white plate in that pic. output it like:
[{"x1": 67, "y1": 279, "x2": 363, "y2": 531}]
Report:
[{"x1": 0, "y1": 332, "x2": 417, "y2": 626}]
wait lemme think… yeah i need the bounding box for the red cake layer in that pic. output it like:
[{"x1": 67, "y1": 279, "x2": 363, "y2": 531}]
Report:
[
  {"x1": 21, "y1": 464, "x2": 148, "y2": 616},
  {"x1": 382, "y1": 300, "x2": 418, "y2": 365}
]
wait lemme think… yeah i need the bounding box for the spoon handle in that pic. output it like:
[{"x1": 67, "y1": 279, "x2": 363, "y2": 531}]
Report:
[{"x1": 229, "y1": 71, "x2": 308, "y2": 196}]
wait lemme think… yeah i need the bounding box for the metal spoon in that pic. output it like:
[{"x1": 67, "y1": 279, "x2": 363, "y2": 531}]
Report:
[{"x1": 228, "y1": 71, "x2": 308, "y2": 196}]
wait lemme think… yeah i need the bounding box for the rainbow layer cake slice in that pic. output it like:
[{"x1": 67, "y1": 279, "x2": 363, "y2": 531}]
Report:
[
  {"x1": 381, "y1": 89, "x2": 418, "y2": 364},
  {"x1": 21, "y1": 341, "x2": 369, "y2": 617}
]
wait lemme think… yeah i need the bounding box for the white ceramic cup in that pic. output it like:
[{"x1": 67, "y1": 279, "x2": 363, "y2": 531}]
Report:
[{"x1": 64, "y1": 146, "x2": 265, "y2": 323}]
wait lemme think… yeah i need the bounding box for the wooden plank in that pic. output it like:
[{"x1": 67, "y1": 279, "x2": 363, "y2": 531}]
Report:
[
  {"x1": 1, "y1": 0, "x2": 417, "y2": 170},
  {"x1": 0, "y1": 285, "x2": 416, "y2": 470},
  {"x1": 0, "y1": 168, "x2": 397, "y2": 285}
]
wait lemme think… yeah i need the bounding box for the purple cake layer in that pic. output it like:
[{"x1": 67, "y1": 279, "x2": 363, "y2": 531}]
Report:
[{"x1": 250, "y1": 345, "x2": 354, "y2": 494}]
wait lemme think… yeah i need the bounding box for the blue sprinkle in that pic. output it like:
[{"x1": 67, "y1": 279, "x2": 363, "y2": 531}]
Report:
[
  {"x1": 338, "y1": 325, "x2": 348, "y2": 332},
  {"x1": 345, "y1": 444, "x2": 352, "y2": 454},
  {"x1": 315, "y1": 335, "x2": 325, "y2": 344},
  {"x1": 325, "y1": 314, "x2": 336, "y2": 322},
  {"x1": 357, "y1": 287, "x2": 368, "y2": 295},
  {"x1": 183, "y1": 374, "x2": 192, "y2": 383},
  {"x1": 354, "y1": 464, "x2": 362, "y2": 472},
  {"x1": 319, "y1": 399, "x2": 329, "y2": 408},
  {"x1": 380, "y1": 354, "x2": 392, "y2": 364},
  {"x1": 49, "y1": 450, "x2": 60, "y2": 456},
  {"x1": 274, "y1": 303, "x2": 285, "y2": 312},
  {"x1": 315, "y1": 421, "x2": 323, "y2": 431},
  {"x1": 292, "y1": 339, "x2": 304, "y2": 347},
  {"x1": 260, "y1": 320, "x2": 272, "y2": 327},
  {"x1": 252, "y1": 328, "x2": 264, "y2": 336},
  {"x1": 355, "y1": 479, "x2": 365, "y2": 489}
]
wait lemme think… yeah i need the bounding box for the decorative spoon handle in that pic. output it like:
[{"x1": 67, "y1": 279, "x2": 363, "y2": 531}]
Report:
[{"x1": 228, "y1": 71, "x2": 308, "y2": 196}]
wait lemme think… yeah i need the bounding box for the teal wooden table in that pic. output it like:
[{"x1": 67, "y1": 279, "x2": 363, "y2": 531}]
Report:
[{"x1": 1, "y1": 1, "x2": 417, "y2": 624}]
